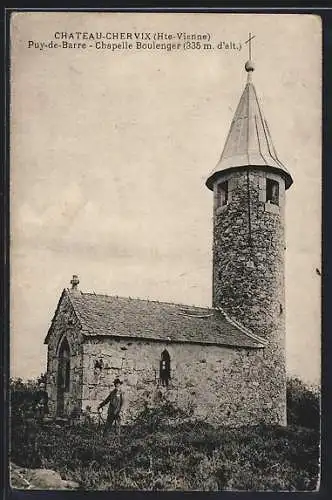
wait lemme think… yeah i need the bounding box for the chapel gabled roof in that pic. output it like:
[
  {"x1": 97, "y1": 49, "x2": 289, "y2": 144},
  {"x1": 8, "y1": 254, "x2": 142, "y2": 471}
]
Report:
[
  {"x1": 44, "y1": 289, "x2": 267, "y2": 349},
  {"x1": 206, "y1": 60, "x2": 293, "y2": 190}
]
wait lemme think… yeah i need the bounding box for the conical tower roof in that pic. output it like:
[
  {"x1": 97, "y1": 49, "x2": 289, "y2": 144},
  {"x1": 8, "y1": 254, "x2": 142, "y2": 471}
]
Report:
[{"x1": 206, "y1": 60, "x2": 293, "y2": 191}]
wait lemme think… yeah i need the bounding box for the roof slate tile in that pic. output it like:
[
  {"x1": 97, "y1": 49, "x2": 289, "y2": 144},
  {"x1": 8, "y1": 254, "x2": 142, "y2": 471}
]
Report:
[{"x1": 59, "y1": 290, "x2": 265, "y2": 348}]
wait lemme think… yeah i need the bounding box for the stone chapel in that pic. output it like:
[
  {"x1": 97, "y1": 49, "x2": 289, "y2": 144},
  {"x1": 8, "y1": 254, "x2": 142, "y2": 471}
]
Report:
[{"x1": 44, "y1": 58, "x2": 293, "y2": 426}]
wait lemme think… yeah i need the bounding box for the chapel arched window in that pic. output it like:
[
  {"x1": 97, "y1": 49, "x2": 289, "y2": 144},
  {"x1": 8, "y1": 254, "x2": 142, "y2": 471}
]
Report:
[
  {"x1": 159, "y1": 350, "x2": 171, "y2": 388},
  {"x1": 58, "y1": 337, "x2": 70, "y2": 392}
]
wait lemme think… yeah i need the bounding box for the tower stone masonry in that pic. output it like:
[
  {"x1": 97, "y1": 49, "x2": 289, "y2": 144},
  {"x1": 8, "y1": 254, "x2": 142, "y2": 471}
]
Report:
[{"x1": 206, "y1": 59, "x2": 293, "y2": 425}]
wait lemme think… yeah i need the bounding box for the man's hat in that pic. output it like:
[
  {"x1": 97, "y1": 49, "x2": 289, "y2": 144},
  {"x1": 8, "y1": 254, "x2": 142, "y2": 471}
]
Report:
[{"x1": 113, "y1": 378, "x2": 122, "y2": 385}]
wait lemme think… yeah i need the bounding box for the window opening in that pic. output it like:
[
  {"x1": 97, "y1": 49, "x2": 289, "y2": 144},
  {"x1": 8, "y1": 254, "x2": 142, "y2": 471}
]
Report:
[
  {"x1": 159, "y1": 350, "x2": 171, "y2": 388},
  {"x1": 58, "y1": 337, "x2": 70, "y2": 392},
  {"x1": 217, "y1": 181, "x2": 228, "y2": 207},
  {"x1": 266, "y1": 179, "x2": 279, "y2": 205}
]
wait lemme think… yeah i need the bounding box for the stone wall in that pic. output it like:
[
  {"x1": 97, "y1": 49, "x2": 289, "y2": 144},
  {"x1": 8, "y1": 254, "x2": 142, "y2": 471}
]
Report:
[
  {"x1": 212, "y1": 168, "x2": 287, "y2": 425},
  {"x1": 44, "y1": 196, "x2": 288, "y2": 428},
  {"x1": 80, "y1": 337, "x2": 280, "y2": 426},
  {"x1": 45, "y1": 292, "x2": 84, "y2": 416}
]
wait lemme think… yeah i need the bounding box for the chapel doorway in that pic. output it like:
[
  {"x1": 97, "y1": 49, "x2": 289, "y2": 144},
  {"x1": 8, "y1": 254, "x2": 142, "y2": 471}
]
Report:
[{"x1": 56, "y1": 336, "x2": 71, "y2": 416}]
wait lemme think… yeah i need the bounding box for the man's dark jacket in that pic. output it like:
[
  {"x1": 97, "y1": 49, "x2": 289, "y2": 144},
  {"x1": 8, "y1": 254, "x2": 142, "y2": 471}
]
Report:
[{"x1": 99, "y1": 389, "x2": 124, "y2": 422}]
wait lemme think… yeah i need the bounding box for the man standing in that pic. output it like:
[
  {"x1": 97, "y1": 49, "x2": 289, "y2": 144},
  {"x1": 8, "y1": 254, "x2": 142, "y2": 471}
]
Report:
[
  {"x1": 34, "y1": 382, "x2": 49, "y2": 420},
  {"x1": 97, "y1": 378, "x2": 124, "y2": 435}
]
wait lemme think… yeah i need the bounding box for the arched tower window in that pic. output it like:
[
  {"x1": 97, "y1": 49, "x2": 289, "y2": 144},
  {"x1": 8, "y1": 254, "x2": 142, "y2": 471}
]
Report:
[
  {"x1": 159, "y1": 350, "x2": 171, "y2": 388},
  {"x1": 217, "y1": 181, "x2": 229, "y2": 207},
  {"x1": 58, "y1": 337, "x2": 70, "y2": 392},
  {"x1": 266, "y1": 179, "x2": 279, "y2": 206}
]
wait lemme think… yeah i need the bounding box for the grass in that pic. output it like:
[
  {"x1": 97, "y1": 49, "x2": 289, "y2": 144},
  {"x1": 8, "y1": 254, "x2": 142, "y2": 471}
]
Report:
[{"x1": 10, "y1": 396, "x2": 320, "y2": 491}]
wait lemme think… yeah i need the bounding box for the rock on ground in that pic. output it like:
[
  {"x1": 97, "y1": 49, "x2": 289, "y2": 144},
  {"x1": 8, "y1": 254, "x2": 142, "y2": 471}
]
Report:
[{"x1": 10, "y1": 462, "x2": 79, "y2": 490}]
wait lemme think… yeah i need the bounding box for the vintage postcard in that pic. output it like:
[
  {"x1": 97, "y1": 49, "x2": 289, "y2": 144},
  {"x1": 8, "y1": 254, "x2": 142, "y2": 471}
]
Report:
[{"x1": 9, "y1": 11, "x2": 321, "y2": 491}]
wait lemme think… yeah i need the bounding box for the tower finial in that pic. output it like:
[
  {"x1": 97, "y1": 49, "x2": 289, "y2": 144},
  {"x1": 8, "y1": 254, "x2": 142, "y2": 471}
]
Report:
[
  {"x1": 70, "y1": 274, "x2": 80, "y2": 290},
  {"x1": 244, "y1": 32, "x2": 256, "y2": 81}
]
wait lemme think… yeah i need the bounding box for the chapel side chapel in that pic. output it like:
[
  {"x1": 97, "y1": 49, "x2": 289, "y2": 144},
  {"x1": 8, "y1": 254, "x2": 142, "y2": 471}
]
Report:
[{"x1": 44, "y1": 58, "x2": 293, "y2": 426}]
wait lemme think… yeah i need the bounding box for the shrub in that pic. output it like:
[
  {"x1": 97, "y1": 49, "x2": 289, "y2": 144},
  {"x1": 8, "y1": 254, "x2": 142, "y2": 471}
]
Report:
[
  {"x1": 287, "y1": 377, "x2": 320, "y2": 430},
  {"x1": 9, "y1": 377, "x2": 320, "y2": 491}
]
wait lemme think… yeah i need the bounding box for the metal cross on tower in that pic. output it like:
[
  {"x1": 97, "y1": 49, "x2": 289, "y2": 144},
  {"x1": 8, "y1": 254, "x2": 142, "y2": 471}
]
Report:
[{"x1": 245, "y1": 32, "x2": 256, "y2": 61}]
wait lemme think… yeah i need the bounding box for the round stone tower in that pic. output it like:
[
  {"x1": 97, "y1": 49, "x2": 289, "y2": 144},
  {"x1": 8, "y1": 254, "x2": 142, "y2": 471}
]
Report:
[{"x1": 206, "y1": 60, "x2": 293, "y2": 425}]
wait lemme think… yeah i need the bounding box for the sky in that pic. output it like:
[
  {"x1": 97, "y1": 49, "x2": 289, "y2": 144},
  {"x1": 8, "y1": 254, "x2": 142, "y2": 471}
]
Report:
[{"x1": 10, "y1": 12, "x2": 322, "y2": 385}]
